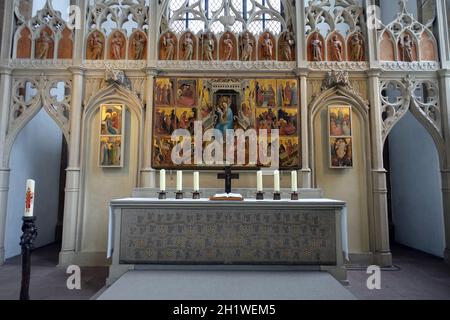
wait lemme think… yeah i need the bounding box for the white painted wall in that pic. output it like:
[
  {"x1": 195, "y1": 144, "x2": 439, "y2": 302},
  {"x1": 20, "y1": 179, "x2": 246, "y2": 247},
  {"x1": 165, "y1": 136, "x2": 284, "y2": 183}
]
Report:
[
  {"x1": 388, "y1": 112, "x2": 445, "y2": 257},
  {"x1": 5, "y1": 109, "x2": 63, "y2": 258}
]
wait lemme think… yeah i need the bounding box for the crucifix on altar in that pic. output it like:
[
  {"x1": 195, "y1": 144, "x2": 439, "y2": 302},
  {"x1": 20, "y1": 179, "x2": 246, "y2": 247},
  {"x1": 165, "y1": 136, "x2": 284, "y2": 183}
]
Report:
[{"x1": 217, "y1": 167, "x2": 239, "y2": 194}]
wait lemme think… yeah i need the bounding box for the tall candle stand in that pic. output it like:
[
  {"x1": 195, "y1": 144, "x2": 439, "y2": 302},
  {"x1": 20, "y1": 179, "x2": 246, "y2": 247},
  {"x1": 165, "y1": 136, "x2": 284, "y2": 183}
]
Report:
[{"x1": 20, "y1": 216, "x2": 38, "y2": 301}]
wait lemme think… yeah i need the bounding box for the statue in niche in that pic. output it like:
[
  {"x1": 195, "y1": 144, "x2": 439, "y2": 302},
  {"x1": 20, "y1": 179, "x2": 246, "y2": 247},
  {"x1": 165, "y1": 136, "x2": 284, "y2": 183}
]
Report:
[
  {"x1": 203, "y1": 33, "x2": 214, "y2": 61},
  {"x1": 111, "y1": 31, "x2": 124, "y2": 59},
  {"x1": 223, "y1": 34, "x2": 234, "y2": 60},
  {"x1": 350, "y1": 33, "x2": 364, "y2": 61},
  {"x1": 241, "y1": 33, "x2": 254, "y2": 61},
  {"x1": 132, "y1": 33, "x2": 146, "y2": 60},
  {"x1": 281, "y1": 32, "x2": 295, "y2": 61},
  {"x1": 183, "y1": 33, "x2": 194, "y2": 60},
  {"x1": 331, "y1": 35, "x2": 343, "y2": 61},
  {"x1": 400, "y1": 34, "x2": 414, "y2": 62},
  {"x1": 89, "y1": 31, "x2": 104, "y2": 60},
  {"x1": 261, "y1": 33, "x2": 274, "y2": 60},
  {"x1": 163, "y1": 33, "x2": 175, "y2": 60},
  {"x1": 36, "y1": 30, "x2": 52, "y2": 59},
  {"x1": 311, "y1": 33, "x2": 323, "y2": 61}
]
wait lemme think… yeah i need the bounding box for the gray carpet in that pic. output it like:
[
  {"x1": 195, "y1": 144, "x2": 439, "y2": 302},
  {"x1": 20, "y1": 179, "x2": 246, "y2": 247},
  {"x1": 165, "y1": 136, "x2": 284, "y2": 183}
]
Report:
[{"x1": 97, "y1": 270, "x2": 356, "y2": 300}]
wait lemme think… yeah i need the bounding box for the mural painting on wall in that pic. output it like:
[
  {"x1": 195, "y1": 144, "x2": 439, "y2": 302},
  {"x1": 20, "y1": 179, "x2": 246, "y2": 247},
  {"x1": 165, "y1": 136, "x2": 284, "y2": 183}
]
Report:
[
  {"x1": 153, "y1": 78, "x2": 301, "y2": 169},
  {"x1": 328, "y1": 106, "x2": 353, "y2": 168},
  {"x1": 99, "y1": 104, "x2": 125, "y2": 167}
]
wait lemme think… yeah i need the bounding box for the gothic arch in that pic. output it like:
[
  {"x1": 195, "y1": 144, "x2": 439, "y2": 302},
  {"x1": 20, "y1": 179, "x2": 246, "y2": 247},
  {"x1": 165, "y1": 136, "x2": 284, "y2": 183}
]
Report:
[
  {"x1": 380, "y1": 78, "x2": 446, "y2": 168},
  {"x1": 3, "y1": 79, "x2": 71, "y2": 168}
]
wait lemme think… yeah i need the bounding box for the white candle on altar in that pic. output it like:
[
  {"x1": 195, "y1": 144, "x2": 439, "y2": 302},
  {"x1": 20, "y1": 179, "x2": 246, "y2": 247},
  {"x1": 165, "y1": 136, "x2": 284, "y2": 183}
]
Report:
[
  {"x1": 274, "y1": 170, "x2": 280, "y2": 192},
  {"x1": 257, "y1": 171, "x2": 263, "y2": 192},
  {"x1": 193, "y1": 172, "x2": 200, "y2": 191},
  {"x1": 291, "y1": 171, "x2": 298, "y2": 192},
  {"x1": 160, "y1": 169, "x2": 166, "y2": 191},
  {"x1": 24, "y1": 179, "x2": 35, "y2": 217},
  {"x1": 176, "y1": 171, "x2": 183, "y2": 191}
]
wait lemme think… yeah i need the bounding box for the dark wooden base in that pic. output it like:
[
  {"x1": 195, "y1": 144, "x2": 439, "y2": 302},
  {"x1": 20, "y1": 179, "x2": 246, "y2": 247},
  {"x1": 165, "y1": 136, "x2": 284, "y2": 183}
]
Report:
[
  {"x1": 273, "y1": 192, "x2": 281, "y2": 201},
  {"x1": 291, "y1": 192, "x2": 299, "y2": 201},
  {"x1": 175, "y1": 192, "x2": 184, "y2": 200},
  {"x1": 192, "y1": 192, "x2": 201, "y2": 200},
  {"x1": 256, "y1": 192, "x2": 264, "y2": 200},
  {"x1": 158, "y1": 192, "x2": 167, "y2": 200}
]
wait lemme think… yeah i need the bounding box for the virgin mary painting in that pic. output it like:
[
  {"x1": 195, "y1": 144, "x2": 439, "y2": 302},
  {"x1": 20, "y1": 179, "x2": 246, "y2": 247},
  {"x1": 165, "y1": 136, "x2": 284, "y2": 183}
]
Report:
[{"x1": 215, "y1": 96, "x2": 234, "y2": 134}]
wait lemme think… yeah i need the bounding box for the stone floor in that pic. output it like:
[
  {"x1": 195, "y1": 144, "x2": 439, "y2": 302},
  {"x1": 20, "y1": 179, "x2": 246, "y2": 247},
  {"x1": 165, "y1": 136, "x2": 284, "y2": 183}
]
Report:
[{"x1": 0, "y1": 243, "x2": 449, "y2": 300}]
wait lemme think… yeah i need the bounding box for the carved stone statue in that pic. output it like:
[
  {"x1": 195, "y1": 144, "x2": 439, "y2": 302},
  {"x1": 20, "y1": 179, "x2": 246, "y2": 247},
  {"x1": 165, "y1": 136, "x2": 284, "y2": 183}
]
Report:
[
  {"x1": 400, "y1": 34, "x2": 414, "y2": 62},
  {"x1": 223, "y1": 34, "x2": 233, "y2": 60},
  {"x1": 311, "y1": 33, "x2": 323, "y2": 61},
  {"x1": 89, "y1": 31, "x2": 104, "y2": 60},
  {"x1": 281, "y1": 32, "x2": 295, "y2": 61},
  {"x1": 163, "y1": 33, "x2": 175, "y2": 60},
  {"x1": 183, "y1": 33, "x2": 194, "y2": 60},
  {"x1": 132, "y1": 33, "x2": 146, "y2": 60},
  {"x1": 350, "y1": 33, "x2": 364, "y2": 61},
  {"x1": 36, "y1": 30, "x2": 52, "y2": 59},
  {"x1": 203, "y1": 33, "x2": 214, "y2": 61},
  {"x1": 331, "y1": 35, "x2": 343, "y2": 62},
  {"x1": 111, "y1": 31, "x2": 124, "y2": 60},
  {"x1": 241, "y1": 33, "x2": 253, "y2": 61},
  {"x1": 261, "y1": 33, "x2": 274, "y2": 60}
]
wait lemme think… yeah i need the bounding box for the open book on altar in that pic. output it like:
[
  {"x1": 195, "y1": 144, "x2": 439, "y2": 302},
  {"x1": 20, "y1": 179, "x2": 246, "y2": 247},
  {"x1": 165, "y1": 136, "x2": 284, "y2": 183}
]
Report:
[{"x1": 209, "y1": 193, "x2": 244, "y2": 201}]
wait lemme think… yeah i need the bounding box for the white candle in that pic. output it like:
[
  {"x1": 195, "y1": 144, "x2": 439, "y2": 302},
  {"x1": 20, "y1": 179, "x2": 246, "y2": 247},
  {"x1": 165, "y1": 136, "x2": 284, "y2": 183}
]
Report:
[
  {"x1": 291, "y1": 171, "x2": 298, "y2": 192},
  {"x1": 193, "y1": 172, "x2": 200, "y2": 191},
  {"x1": 176, "y1": 171, "x2": 183, "y2": 191},
  {"x1": 160, "y1": 169, "x2": 166, "y2": 191},
  {"x1": 274, "y1": 170, "x2": 280, "y2": 192},
  {"x1": 257, "y1": 171, "x2": 263, "y2": 192},
  {"x1": 24, "y1": 179, "x2": 35, "y2": 217}
]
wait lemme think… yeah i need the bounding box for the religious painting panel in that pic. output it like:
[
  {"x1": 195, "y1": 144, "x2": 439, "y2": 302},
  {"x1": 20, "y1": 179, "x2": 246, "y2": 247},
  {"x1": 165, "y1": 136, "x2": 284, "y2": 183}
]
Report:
[
  {"x1": 328, "y1": 105, "x2": 353, "y2": 169},
  {"x1": 152, "y1": 78, "x2": 301, "y2": 170},
  {"x1": 99, "y1": 104, "x2": 125, "y2": 168},
  {"x1": 277, "y1": 79, "x2": 298, "y2": 108},
  {"x1": 155, "y1": 78, "x2": 176, "y2": 106},
  {"x1": 255, "y1": 79, "x2": 277, "y2": 107},
  {"x1": 176, "y1": 79, "x2": 198, "y2": 107},
  {"x1": 100, "y1": 136, "x2": 123, "y2": 167}
]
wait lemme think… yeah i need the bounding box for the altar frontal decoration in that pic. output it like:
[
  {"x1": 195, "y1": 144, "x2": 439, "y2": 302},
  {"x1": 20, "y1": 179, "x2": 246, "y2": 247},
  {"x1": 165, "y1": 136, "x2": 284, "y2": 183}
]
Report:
[
  {"x1": 99, "y1": 104, "x2": 125, "y2": 167},
  {"x1": 153, "y1": 78, "x2": 301, "y2": 170},
  {"x1": 328, "y1": 105, "x2": 353, "y2": 168}
]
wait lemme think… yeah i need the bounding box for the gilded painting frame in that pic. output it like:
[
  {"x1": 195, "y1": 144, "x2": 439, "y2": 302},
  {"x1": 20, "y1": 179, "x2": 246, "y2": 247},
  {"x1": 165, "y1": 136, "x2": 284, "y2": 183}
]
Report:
[
  {"x1": 328, "y1": 105, "x2": 353, "y2": 169},
  {"x1": 99, "y1": 104, "x2": 125, "y2": 168}
]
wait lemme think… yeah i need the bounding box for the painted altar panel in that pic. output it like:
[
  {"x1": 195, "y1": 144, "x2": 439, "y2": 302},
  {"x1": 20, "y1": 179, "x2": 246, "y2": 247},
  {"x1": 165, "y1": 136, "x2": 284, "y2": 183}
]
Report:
[
  {"x1": 328, "y1": 106, "x2": 353, "y2": 169},
  {"x1": 99, "y1": 104, "x2": 125, "y2": 167},
  {"x1": 152, "y1": 77, "x2": 301, "y2": 170}
]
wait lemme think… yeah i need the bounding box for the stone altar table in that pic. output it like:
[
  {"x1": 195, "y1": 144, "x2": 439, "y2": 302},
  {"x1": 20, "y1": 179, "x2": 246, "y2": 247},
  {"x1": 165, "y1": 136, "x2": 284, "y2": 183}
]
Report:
[{"x1": 107, "y1": 198, "x2": 348, "y2": 285}]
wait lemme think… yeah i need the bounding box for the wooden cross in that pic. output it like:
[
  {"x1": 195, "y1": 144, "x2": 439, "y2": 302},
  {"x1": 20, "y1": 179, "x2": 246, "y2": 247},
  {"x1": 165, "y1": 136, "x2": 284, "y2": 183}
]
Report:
[{"x1": 217, "y1": 167, "x2": 239, "y2": 194}]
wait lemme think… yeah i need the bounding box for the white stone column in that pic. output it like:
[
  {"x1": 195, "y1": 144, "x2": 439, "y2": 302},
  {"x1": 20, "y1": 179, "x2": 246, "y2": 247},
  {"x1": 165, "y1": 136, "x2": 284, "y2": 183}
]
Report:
[
  {"x1": 436, "y1": 0, "x2": 450, "y2": 69},
  {"x1": 297, "y1": 69, "x2": 311, "y2": 188},
  {"x1": 59, "y1": 67, "x2": 84, "y2": 265},
  {"x1": 367, "y1": 69, "x2": 392, "y2": 267},
  {"x1": 438, "y1": 69, "x2": 450, "y2": 263},
  {"x1": 140, "y1": 68, "x2": 157, "y2": 188},
  {"x1": 0, "y1": 67, "x2": 12, "y2": 264}
]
